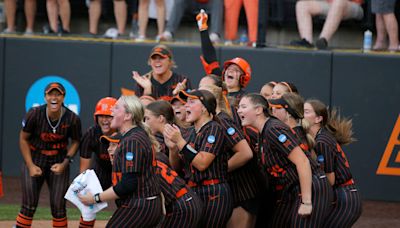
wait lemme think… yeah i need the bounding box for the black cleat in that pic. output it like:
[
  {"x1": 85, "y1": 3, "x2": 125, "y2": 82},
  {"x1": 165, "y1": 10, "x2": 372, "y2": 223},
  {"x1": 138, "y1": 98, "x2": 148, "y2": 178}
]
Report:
[
  {"x1": 290, "y1": 38, "x2": 314, "y2": 48},
  {"x1": 316, "y1": 37, "x2": 328, "y2": 50}
]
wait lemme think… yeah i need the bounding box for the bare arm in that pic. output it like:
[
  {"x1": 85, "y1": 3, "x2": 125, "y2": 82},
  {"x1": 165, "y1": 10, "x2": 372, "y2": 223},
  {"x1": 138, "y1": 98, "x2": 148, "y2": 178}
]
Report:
[
  {"x1": 19, "y1": 131, "x2": 42, "y2": 177},
  {"x1": 79, "y1": 157, "x2": 91, "y2": 173},
  {"x1": 164, "y1": 126, "x2": 184, "y2": 171},
  {"x1": 326, "y1": 172, "x2": 335, "y2": 186},
  {"x1": 78, "y1": 186, "x2": 120, "y2": 205},
  {"x1": 288, "y1": 146, "x2": 313, "y2": 216},
  {"x1": 51, "y1": 139, "x2": 80, "y2": 174},
  {"x1": 228, "y1": 139, "x2": 253, "y2": 172},
  {"x1": 132, "y1": 71, "x2": 152, "y2": 96},
  {"x1": 169, "y1": 144, "x2": 183, "y2": 172}
]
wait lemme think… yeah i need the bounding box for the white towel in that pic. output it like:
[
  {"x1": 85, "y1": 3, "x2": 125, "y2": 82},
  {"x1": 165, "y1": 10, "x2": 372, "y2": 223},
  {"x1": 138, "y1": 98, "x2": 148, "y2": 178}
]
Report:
[{"x1": 65, "y1": 169, "x2": 108, "y2": 221}]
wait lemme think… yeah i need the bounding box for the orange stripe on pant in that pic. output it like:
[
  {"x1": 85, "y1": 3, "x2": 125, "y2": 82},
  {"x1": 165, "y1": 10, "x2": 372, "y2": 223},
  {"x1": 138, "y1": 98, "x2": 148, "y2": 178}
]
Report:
[
  {"x1": 53, "y1": 217, "x2": 68, "y2": 228},
  {"x1": 16, "y1": 213, "x2": 33, "y2": 228},
  {"x1": 79, "y1": 216, "x2": 96, "y2": 228},
  {"x1": 224, "y1": 0, "x2": 259, "y2": 42}
]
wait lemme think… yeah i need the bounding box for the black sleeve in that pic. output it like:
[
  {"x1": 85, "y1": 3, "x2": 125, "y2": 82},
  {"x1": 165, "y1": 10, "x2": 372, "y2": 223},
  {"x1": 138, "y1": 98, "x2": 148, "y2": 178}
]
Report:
[
  {"x1": 200, "y1": 30, "x2": 222, "y2": 76},
  {"x1": 112, "y1": 172, "x2": 138, "y2": 197}
]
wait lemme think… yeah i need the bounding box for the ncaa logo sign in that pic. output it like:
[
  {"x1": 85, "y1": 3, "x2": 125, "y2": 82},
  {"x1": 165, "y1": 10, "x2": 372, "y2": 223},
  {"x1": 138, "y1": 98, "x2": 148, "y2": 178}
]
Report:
[{"x1": 25, "y1": 76, "x2": 81, "y2": 114}]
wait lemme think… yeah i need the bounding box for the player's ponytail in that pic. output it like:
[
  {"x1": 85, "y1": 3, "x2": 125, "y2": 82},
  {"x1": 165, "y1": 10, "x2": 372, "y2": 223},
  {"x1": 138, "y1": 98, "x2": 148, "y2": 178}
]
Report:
[
  {"x1": 306, "y1": 99, "x2": 355, "y2": 145},
  {"x1": 326, "y1": 108, "x2": 355, "y2": 145},
  {"x1": 201, "y1": 75, "x2": 232, "y2": 118}
]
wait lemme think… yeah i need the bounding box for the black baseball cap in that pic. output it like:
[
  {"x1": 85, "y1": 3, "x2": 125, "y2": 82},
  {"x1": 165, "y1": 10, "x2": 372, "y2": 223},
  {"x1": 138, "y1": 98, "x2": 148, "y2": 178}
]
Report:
[
  {"x1": 179, "y1": 89, "x2": 216, "y2": 115},
  {"x1": 45, "y1": 82, "x2": 66, "y2": 95},
  {"x1": 170, "y1": 95, "x2": 186, "y2": 105},
  {"x1": 268, "y1": 98, "x2": 300, "y2": 119},
  {"x1": 100, "y1": 132, "x2": 122, "y2": 144},
  {"x1": 150, "y1": 45, "x2": 172, "y2": 59}
]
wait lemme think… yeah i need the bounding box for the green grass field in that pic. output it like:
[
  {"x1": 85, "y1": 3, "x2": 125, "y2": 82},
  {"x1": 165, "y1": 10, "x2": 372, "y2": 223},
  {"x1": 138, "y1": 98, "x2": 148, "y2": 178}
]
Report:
[{"x1": 0, "y1": 204, "x2": 113, "y2": 221}]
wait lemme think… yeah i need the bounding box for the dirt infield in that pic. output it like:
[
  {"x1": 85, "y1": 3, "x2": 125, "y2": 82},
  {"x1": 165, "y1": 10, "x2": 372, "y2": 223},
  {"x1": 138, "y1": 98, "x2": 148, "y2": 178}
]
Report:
[{"x1": 1, "y1": 176, "x2": 400, "y2": 227}]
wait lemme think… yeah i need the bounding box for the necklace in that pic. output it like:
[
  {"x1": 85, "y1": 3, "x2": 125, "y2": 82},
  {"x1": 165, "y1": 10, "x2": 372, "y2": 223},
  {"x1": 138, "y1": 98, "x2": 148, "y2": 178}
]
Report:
[{"x1": 46, "y1": 107, "x2": 63, "y2": 133}]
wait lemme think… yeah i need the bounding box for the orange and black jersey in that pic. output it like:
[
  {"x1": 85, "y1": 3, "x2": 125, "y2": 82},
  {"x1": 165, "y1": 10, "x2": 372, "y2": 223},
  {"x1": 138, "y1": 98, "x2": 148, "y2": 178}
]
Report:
[
  {"x1": 182, "y1": 120, "x2": 228, "y2": 184},
  {"x1": 133, "y1": 72, "x2": 193, "y2": 101},
  {"x1": 315, "y1": 128, "x2": 353, "y2": 186},
  {"x1": 22, "y1": 104, "x2": 81, "y2": 158},
  {"x1": 112, "y1": 126, "x2": 160, "y2": 204},
  {"x1": 217, "y1": 112, "x2": 261, "y2": 202},
  {"x1": 292, "y1": 126, "x2": 319, "y2": 171},
  {"x1": 228, "y1": 89, "x2": 247, "y2": 108},
  {"x1": 292, "y1": 126, "x2": 310, "y2": 152},
  {"x1": 155, "y1": 132, "x2": 169, "y2": 157},
  {"x1": 80, "y1": 125, "x2": 112, "y2": 171},
  {"x1": 259, "y1": 117, "x2": 304, "y2": 187},
  {"x1": 155, "y1": 153, "x2": 188, "y2": 206},
  {"x1": 217, "y1": 112, "x2": 244, "y2": 149}
]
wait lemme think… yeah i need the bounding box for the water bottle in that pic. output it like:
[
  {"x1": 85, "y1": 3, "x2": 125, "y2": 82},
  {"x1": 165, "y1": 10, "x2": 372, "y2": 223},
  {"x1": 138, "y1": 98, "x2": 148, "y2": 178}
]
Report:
[
  {"x1": 317, "y1": 155, "x2": 325, "y2": 172},
  {"x1": 363, "y1": 30, "x2": 372, "y2": 52},
  {"x1": 239, "y1": 31, "x2": 248, "y2": 46}
]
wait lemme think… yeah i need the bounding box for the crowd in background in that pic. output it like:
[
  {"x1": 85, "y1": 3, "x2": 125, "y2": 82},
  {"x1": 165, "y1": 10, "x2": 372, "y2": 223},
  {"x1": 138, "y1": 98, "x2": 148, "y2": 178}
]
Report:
[{"x1": 1, "y1": 0, "x2": 400, "y2": 50}]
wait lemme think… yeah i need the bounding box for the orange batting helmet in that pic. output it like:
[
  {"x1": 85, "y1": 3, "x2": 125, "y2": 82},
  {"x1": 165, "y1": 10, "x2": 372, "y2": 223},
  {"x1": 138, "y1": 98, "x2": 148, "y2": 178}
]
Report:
[
  {"x1": 94, "y1": 97, "x2": 117, "y2": 123},
  {"x1": 223, "y1": 57, "x2": 252, "y2": 88}
]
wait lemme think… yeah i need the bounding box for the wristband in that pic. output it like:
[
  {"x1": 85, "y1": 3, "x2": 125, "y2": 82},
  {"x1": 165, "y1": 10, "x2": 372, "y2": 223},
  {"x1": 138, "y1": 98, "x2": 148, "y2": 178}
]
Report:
[
  {"x1": 65, "y1": 155, "x2": 73, "y2": 164},
  {"x1": 179, "y1": 143, "x2": 198, "y2": 163},
  {"x1": 301, "y1": 202, "x2": 312, "y2": 206},
  {"x1": 94, "y1": 193, "x2": 102, "y2": 203}
]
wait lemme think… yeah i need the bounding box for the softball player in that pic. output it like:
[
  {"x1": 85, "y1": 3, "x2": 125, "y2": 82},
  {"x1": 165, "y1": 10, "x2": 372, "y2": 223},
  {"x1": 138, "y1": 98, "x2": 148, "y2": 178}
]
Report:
[
  {"x1": 199, "y1": 75, "x2": 263, "y2": 227},
  {"x1": 155, "y1": 152, "x2": 203, "y2": 227},
  {"x1": 164, "y1": 90, "x2": 234, "y2": 227},
  {"x1": 196, "y1": 10, "x2": 251, "y2": 107},
  {"x1": 170, "y1": 95, "x2": 191, "y2": 128},
  {"x1": 238, "y1": 94, "x2": 331, "y2": 228},
  {"x1": 269, "y1": 93, "x2": 317, "y2": 160},
  {"x1": 304, "y1": 99, "x2": 362, "y2": 228},
  {"x1": 132, "y1": 44, "x2": 193, "y2": 101},
  {"x1": 79, "y1": 95, "x2": 162, "y2": 227},
  {"x1": 271, "y1": 81, "x2": 299, "y2": 99},
  {"x1": 260, "y1": 81, "x2": 277, "y2": 100},
  {"x1": 79, "y1": 97, "x2": 117, "y2": 228},
  {"x1": 80, "y1": 97, "x2": 117, "y2": 188},
  {"x1": 16, "y1": 82, "x2": 82, "y2": 228},
  {"x1": 101, "y1": 129, "x2": 203, "y2": 227}
]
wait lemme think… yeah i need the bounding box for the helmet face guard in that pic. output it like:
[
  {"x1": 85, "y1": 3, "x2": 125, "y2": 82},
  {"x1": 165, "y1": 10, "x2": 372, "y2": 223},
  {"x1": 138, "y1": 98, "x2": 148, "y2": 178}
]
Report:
[
  {"x1": 94, "y1": 97, "x2": 117, "y2": 123},
  {"x1": 223, "y1": 57, "x2": 252, "y2": 88}
]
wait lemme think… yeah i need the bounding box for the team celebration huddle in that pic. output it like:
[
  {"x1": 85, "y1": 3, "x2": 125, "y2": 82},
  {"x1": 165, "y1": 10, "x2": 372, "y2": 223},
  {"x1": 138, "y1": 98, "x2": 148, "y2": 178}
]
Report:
[{"x1": 14, "y1": 10, "x2": 361, "y2": 228}]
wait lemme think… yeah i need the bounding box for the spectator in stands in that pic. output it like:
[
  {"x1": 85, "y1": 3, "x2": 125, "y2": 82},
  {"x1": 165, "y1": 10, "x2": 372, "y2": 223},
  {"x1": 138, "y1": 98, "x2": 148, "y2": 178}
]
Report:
[
  {"x1": 88, "y1": 0, "x2": 129, "y2": 36},
  {"x1": 136, "y1": 0, "x2": 165, "y2": 41},
  {"x1": 129, "y1": 1, "x2": 140, "y2": 38},
  {"x1": 47, "y1": 0, "x2": 71, "y2": 33},
  {"x1": 291, "y1": 0, "x2": 364, "y2": 49},
  {"x1": 160, "y1": 0, "x2": 223, "y2": 43},
  {"x1": 372, "y1": 0, "x2": 399, "y2": 52},
  {"x1": 3, "y1": 0, "x2": 36, "y2": 35},
  {"x1": 224, "y1": 0, "x2": 259, "y2": 46}
]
